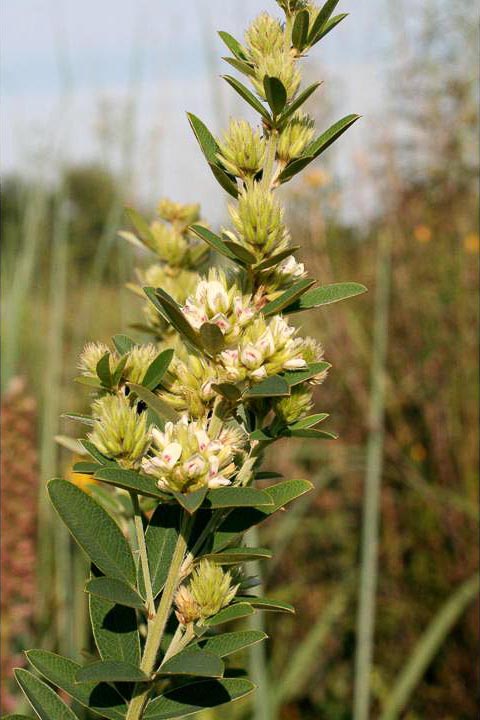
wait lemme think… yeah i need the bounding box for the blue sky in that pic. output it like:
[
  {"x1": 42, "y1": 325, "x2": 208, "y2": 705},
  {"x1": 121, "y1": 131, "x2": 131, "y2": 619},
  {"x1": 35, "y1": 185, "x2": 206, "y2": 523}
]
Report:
[{"x1": 1, "y1": 0, "x2": 391, "y2": 221}]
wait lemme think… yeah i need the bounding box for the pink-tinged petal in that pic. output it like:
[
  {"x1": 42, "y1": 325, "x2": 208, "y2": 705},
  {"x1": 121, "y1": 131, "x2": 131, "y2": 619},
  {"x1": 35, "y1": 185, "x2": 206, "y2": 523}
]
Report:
[{"x1": 162, "y1": 442, "x2": 182, "y2": 468}]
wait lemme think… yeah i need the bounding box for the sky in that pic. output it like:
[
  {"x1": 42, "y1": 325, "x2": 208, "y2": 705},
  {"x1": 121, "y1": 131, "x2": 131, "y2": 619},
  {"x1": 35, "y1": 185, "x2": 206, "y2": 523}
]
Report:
[{"x1": 1, "y1": 0, "x2": 392, "y2": 222}]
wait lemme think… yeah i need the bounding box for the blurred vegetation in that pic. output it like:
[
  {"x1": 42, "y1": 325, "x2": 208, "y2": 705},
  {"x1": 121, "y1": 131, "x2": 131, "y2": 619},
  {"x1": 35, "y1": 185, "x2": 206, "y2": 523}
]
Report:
[{"x1": 0, "y1": 0, "x2": 478, "y2": 717}]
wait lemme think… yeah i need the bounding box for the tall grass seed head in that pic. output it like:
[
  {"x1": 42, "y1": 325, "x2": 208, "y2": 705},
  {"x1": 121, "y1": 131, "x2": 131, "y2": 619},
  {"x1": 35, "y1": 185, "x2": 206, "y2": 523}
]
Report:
[
  {"x1": 78, "y1": 342, "x2": 118, "y2": 378},
  {"x1": 141, "y1": 416, "x2": 245, "y2": 494},
  {"x1": 273, "y1": 384, "x2": 313, "y2": 423},
  {"x1": 245, "y1": 13, "x2": 284, "y2": 64},
  {"x1": 89, "y1": 394, "x2": 152, "y2": 469},
  {"x1": 220, "y1": 314, "x2": 307, "y2": 382},
  {"x1": 216, "y1": 120, "x2": 266, "y2": 179},
  {"x1": 123, "y1": 344, "x2": 158, "y2": 385},
  {"x1": 228, "y1": 185, "x2": 290, "y2": 259},
  {"x1": 251, "y1": 49, "x2": 301, "y2": 101},
  {"x1": 182, "y1": 268, "x2": 255, "y2": 345},
  {"x1": 277, "y1": 112, "x2": 315, "y2": 163}
]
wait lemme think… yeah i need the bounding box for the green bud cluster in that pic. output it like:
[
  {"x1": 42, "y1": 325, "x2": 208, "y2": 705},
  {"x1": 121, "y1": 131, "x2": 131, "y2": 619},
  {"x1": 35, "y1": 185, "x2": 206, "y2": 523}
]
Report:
[
  {"x1": 252, "y1": 50, "x2": 301, "y2": 102},
  {"x1": 277, "y1": 112, "x2": 315, "y2": 163},
  {"x1": 244, "y1": 13, "x2": 284, "y2": 64},
  {"x1": 273, "y1": 384, "x2": 313, "y2": 423},
  {"x1": 175, "y1": 560, "x2": 239, "y2": 625},
  {"x1": 228, "y1": 185, "x2": 290, "y2": 261},
  {"x1": 217, "y1": 120, "x2": 266, "y2": 179},
  {"x1": 88, "y1": 395, "x2": 151, "y2": 469}
]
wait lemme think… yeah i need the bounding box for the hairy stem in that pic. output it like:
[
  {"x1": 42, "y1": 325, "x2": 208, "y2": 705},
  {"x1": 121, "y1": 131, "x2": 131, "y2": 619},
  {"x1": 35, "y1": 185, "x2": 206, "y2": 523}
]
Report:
[
  {"x1": 261, "y1": 131, "x2": 278, "y2": 191},
  {"x1": 130, "y1": 492, "x2": 155, "y2": 620},
  {"x1": 126, "y1": 511, "x2": 193, "y2": 720}
]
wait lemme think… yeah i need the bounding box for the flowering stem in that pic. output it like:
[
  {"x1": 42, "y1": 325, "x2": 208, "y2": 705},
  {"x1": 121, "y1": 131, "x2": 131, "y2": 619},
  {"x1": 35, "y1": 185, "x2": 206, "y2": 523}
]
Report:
[
  {"x1": 130, "y1": 492, "x2": 155, "y2": 620},
  {"x1": 126, "y1": 511, "x2": 193, "y2": 720}
]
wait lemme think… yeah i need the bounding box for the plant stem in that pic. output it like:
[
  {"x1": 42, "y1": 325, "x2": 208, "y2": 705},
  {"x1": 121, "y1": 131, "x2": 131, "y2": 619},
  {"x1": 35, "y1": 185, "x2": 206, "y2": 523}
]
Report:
[
  {"x1": 130, "y1": 492, "x2": 155, "y2": 620},
  {"x1": 126, "y1": 511, "x2": 193, "y2": 720},
  {"x1": 353, "y1": 231, "x2": 392, "y2": 720},
  {"x1": 261, "y1": 131, "x2": 278, "y2": 191}
]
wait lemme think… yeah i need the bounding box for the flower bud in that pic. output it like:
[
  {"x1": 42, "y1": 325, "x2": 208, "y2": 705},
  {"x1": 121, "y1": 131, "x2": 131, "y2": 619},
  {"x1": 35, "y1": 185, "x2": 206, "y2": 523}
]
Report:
[
  {"x1": 123, "y1": 344, "x2": 158, "y2": 385},
  {"x1": 149, "y1": 222, "x2": 189, "y2": 267},
  {"x1": 182, "y1": 269, "x2": 255, "y2": 345},
  {"x1": 175, "y1": 560, "x2": 239, "y2": 625},
  {"x1": 276, "y1": 0, "x2": 309, "y2": 15},
  {"x1": 260, "y1": 254, "x2": 307, "y2": 295},
  {"x1": 300, "y1": 336, "x2": 329, "y2": 384},
  {"x1": 141, "y1": 416, "x2": 245, "y2": 494},
  {"x1": 78, "y1": 342, "x2": 118, "y2": 378},
  {"x1": 273, "y1": 384, "x2": 313, "y2": 423},
  {"x1": 158, "y1": 348, "x2": 218, "y2": 418},
  {"x1": 157, "y1": 198, "x2": 200, "y2": 227},
  {"x1": 217, "y1": 120, "x2": 266, "y2": 179},
  {"x1": 277, "y1": 113, "x2": 315, "y2": 163},
  {"x1": 89, "y1": 395, "x2": 152, "y2": 469},
  {"x1": 228, "y1": 185, "x2": 290, "y2": 260},
  {"x1": 245, "y1": 13, "x2": 284, "y2": 64},
  {"x1": 251, "y1": 50, "x2": 301, "y2": 101}
]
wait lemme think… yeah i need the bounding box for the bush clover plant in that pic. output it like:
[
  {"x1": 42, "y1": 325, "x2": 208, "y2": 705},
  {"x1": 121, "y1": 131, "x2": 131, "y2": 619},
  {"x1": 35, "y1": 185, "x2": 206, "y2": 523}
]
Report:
[{"x1": 9, "y1": 2, "x2": 366, "y2": 718}]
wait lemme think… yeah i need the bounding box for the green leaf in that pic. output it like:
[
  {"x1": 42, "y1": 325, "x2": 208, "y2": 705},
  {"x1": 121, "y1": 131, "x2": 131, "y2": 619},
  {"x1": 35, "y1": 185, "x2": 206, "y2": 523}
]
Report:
[
  {"x1": 48, "y1": 479, "x2": 135, "y2": 585},
  {"x1": 189, "y1": 224, "x2": 238, "y2": 262},
  {"x1": 278, "y1": 83, "x2": 322, "y2": 125},
  {"x1": 303, "y1": 114, "x2": 361, "y2": 160},
  {"x1": 283, "y1": 281, "x2": 367, "y2": 312},
  {"x1": 222, "y1": 56, "x2": 255, "y2": 78},
  {"x1": 192, "y1": 630, "x2": 267, "y2": 658},
  {"x1": 262, "y1": 278, "x2": 315, "y2": 316},
  {"x1": 14, "y1": 669, "x2": 79, "y2": 720},
  {"x1": 200, "y1": 323, "x2": 225, "y2": 356},
  {"x1": 85, "y1": 577, "x2": 145, "y2": 609},
  {"x1": 206, "y1": 487, "x2": 274, "y2": 509},
  {"x1": 186, "y1": 113, "x2": 219, "y2": 165},
  {"x1": 144, "y1": 287, "x2": 202, "y2": 349},
  {"x1": 223, "y1": 75, "x2": 272, "y2": 122},
  {"x1": 254, "y1": 246, "x2": 300, "y2": 271},
  {"x1": 264, "y1": 478, "x2": 313, "y2": 514},
  {"x1": 235, "y1": 596, "x2": 295, "y2": 613},
  {"x1": 144, "y1": 678, "x2": 255, "y2": 719},
  {"x1": 312, "y1": 13, "x2": 348, "y2": 43},
  {"x1": 284, "y1": 361, "x2": 331, "y2": 385},
  {"x1": 143, "y1": 349, "x2": 174, "y2": 390},
  {"x1": 222, "y1": 240, "x2": 257, "y2": 264},
  {"x1": 204, "y1": 602, "x2": 255, "y2": 627},
  {"x1": 218, "y1": 31, "x2": 248, "y2": 61},
  {"x1": 26, "y1": 651, "x2": 128, "y2": 720},
  {"x1": 158, "y1": 650, "x2": 224, "y2": 678},
  {"x1": 244, "y1": 375, "x2": 291, "y2": 398},
  {"x1": 279, "y1": 114, "x2": 361, "y2": 182},
  {"x1": 94, "y1": 467, "x2": 167, "y2": 499},
  {"x1": 263, "y1": 76, "x2": 287, "y2": 116},
  {"x1": 201, "y1": 547, "x2": 273, "y2": 565},
  {"x1": 140, "y1": 505, "x2": 180, "y2": 598},
  {"x1": 127, "y1": 382, "x2": 180, "y2": 424},
  {"x1": 285, "y1": 428, "x2": 338, "y2": 440},
  {"x1": 61, "y1": 412, "x2": 95, "y2": 426},
  {"x1": 112, "y1": 334, "x2": 136, "y2": 355},
  {"x1": 111, "y1": 354, "x2": 129, "y2": 386},
  {"x1": 96, "y1": 352, "x2": 112, "y2": 388},
  {"x1": 74, "y1": 375, "x2": 102, "y2": 388},
  {"x1": 80, "y1": 440, "x2": 116, "y2": 465},
  {"x1": 289, "y1": 413, "x2": 329, "y2": 429},
  {"x1": 292, "y1": 9, "x2": 310, "y2": 50},
  {"x1": 211, "y1": 383, "x2": 242, "y2": 402},
  {"x1": 173, "y1": 487, "x2": 208, "y2": 515},
  {"x1": 125, "y1": 206, "x2": 156, "y2": 247},
  {"x1": 208, "y1": 163, "x2": 239, "y2": 199},
  {"x1": 307, "y1": 0, "x2": 340, "y2": 43},
  {"x1": 76, "y1": 661, "x2": 149, "y2": 684},
  {"x1": 89, "y1": 594, "x2": 141, "y2": 665}
]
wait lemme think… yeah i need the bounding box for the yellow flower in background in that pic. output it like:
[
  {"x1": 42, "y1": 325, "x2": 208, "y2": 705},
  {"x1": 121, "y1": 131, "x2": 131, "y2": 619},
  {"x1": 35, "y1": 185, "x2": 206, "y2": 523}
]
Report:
[
  {"x1": 304, "y1": 168, "x2": 331, "y2": 188},
  {"x1": 68, "y1": 456, "x2": 97, "y2": 493},
  {"x1": 463, "y1": 232, "x2": 479, "y2": 254},
  {"x1": 413, "y1": 224, "x2": 432, "y2": 244}
]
